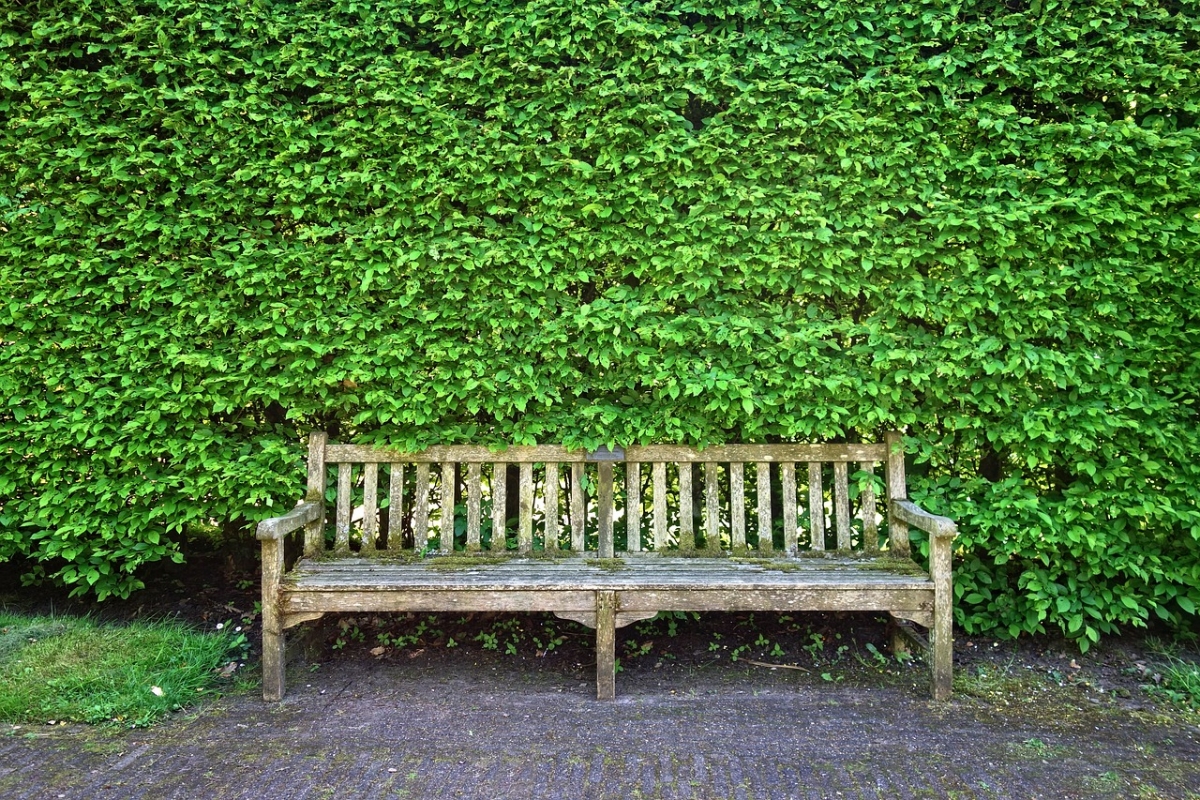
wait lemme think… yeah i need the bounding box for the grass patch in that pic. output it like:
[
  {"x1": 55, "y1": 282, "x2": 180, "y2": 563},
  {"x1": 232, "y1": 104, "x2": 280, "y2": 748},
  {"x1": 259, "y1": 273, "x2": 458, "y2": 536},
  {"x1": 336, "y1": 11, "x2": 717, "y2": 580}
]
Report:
[
  {"x1": 1142, "y1": 641, "x2": 1200, "y2": 711},
  {"x1": 0, "y1": 613, "x2": 243, "y2": 727}
]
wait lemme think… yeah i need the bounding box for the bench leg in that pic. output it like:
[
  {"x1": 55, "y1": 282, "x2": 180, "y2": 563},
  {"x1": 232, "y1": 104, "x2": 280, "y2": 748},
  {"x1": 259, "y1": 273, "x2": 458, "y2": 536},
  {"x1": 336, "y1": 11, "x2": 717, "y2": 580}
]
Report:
[
  {"x1": 931, "y1": 536, "x2": 954, "y2": 701},
  {"x1": 595, "y1": 591, "x2": 617, "y2": 700},
  {"x1": 261, "y1": 537, "x2": 286, "y2": 701},
  {"x1": 262, "y1": 623, "x2": 286, "y2": 701}
]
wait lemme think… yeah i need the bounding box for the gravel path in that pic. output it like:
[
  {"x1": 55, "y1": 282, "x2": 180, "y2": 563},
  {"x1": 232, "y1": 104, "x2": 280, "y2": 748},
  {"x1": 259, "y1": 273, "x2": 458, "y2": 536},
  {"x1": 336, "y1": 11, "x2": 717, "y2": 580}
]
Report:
[{"x1": 4, "y1": 656, "x2": 1198, "y2": 800}]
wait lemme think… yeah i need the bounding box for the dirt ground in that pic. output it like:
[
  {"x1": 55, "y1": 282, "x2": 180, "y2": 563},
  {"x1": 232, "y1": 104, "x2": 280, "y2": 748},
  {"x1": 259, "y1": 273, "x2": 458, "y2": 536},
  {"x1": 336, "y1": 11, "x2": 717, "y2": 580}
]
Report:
[{"x1": 3, "y1": 549, "x2": 1200, "y2": 799}]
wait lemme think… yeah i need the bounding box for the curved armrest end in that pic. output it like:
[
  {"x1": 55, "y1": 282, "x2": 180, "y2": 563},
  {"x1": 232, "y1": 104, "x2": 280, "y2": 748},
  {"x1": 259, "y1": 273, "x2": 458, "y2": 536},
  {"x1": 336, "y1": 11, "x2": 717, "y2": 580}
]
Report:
[
  {"x1": 256, "y1": 501, "x2": 322, "y2": 541},
  {"x1": 890, "y1": 500, "x2": 958, "y2": 540}
]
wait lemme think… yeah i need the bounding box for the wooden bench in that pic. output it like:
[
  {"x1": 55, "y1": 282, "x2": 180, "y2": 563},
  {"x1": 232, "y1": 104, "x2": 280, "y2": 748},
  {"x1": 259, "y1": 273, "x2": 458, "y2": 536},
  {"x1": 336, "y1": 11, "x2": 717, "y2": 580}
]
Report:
[{"x1": 257, "y1": 431, "x2": 958, "y2": 701}]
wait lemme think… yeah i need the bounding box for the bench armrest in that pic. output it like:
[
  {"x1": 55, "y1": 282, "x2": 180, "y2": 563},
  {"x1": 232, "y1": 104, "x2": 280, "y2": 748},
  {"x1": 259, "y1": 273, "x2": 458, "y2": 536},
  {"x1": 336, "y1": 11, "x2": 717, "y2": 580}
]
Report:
[
  {"x1": 256, "y1": 501, "x2": 322, "y2": 541},
  {"x1": 890, "y1": 500, "x2": 958, "y2": 541}
]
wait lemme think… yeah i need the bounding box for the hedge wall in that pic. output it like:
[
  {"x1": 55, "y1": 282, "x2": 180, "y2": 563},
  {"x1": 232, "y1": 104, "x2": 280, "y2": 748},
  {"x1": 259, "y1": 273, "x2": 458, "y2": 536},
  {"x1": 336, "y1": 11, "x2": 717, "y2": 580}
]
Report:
[{"x1": 2, "y1": 0, "x2": 1198, "y2": 646}]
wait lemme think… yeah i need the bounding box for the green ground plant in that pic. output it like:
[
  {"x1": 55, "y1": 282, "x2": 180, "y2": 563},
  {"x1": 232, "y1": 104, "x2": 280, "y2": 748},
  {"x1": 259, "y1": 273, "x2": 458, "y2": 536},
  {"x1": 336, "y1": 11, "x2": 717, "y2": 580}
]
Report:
[
  {"x1": 1140, "y1": 640, "x2": 1200, "y2": 711},
  {"x1": 0, "y1": 613, "x2": 243, "y2": 727},
  {"x1": 1, "y1": 0, "x2": 1197, "y2": 652}
]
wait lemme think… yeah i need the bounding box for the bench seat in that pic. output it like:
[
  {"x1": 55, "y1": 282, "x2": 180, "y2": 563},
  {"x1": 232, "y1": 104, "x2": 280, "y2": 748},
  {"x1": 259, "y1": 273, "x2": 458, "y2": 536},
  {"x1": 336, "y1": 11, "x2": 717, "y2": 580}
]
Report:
[{"x1": 284, "y1": 555, "x2": 933, "y2": 610}]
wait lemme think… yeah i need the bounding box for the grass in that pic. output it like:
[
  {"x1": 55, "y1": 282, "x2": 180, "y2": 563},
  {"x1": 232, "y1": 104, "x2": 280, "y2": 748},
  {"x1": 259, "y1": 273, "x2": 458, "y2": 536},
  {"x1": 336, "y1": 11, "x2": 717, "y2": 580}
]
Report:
[
  {"x1": 1143, "y1": 640, "x2": 1200, "y2": 711},
  {"x1": 0, "y1": 612, "x2": 244, "y2": 727}
]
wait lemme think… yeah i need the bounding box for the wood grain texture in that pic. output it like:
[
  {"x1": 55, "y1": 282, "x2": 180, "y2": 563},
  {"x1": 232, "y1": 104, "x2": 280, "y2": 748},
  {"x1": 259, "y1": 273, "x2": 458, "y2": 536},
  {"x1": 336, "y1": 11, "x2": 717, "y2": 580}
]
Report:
[
  {"x1": 335, "y1": 463, "x2": 352, "y2": 553},
  {"x1": 414, "y1": 463, "x2": 430, "y2": 551},
  {"x1": 808, "y1": 462, "x2": 825, "y2": 552},
  {"x1": 626, "y1": 462, "x2": 641, "y2": 552},
  {"x1": 490, "y1": 463, "x2": 507, "y2": 553},
  {"x1": 305, "y1": 431, "x2": 327, "y2": 556},
  {"x1": 440, "y1": 462, "x2": 457, "y2": 554},
  {"x1": 885, "y1": 431, "x2": 910, "y2": 557},
  {"x1": 571, "y1": 463, "x2": 586, "y2": 553},
  {"x1": 730, "y1": 462, "x2": 745, "y2": 549},
  {"x1": 362, "y1": 463, "x2": 379, "y2": 552},
  {"x1": 860, "y1": 462, "x2": 878, "y2": 552},
  {"x1": 256, "y1": 501, "x2": 322, "y2": 541},
  {"x1": 652, "y1": 462, "x2": 667, "y2": 552},
  {"x1": 626, "y1": 444, "x2": 886, "y2": 463},
  {"x1": 260, "y1": 536, "x2": 285, "y2": 701},
  {"x1": 597, "y1": 462, "x2": 614, "y2": 559},
  {"x1": 544, "y1": 462, "x2": 560, "y2": 552},
  {"x1": 518, "y1": 462, "x2": 534, "y2": 555},
  {"x1": 834, "y1": 461, "x2": 851, "y2": 551},
  {"x1": 677, "y1": 463, "x2": 694, "y2": 552},
  {"x1": 596, "y1": 591, "x2": 617, "y2": 700},
  {"x1": 326, "y1": 444, "x2": 586, "y2": 463},
  {"x1": 284, "y1": 557, "x2": 932, "y2": 591},
  {"x1": 891, "y1": 500, "x2": 958, "y2": 539},
  {"x1": 756, "y1": 462, "x2": 772, "y2": 553},
  {"x1": 387, "y1": 464, "x2": 405, "y2": 553},
  {"x1": 705, "y1": 463, "x2": 720, "y2": 553},
  {"x1": 466, "y1": 463, "x2": 482, "y2": 552},
  {"x1": 931, "y1": 529, "x2": 956, "y2": 700},
  {"x1": 782, "y1": 463, "x2": 797, "y2": 556}
]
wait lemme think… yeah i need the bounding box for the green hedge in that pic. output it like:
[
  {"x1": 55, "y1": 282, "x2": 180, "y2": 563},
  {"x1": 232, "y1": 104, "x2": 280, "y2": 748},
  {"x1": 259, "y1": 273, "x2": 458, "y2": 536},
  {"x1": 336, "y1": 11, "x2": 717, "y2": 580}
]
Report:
[{"x1": 2, "y1": 0, "x2": 1198, "y2": 646}]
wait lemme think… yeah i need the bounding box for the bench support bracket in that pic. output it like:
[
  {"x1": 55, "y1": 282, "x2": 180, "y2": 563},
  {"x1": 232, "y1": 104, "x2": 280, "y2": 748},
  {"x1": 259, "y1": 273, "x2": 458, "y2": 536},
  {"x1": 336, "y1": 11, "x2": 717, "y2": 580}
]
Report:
[{"x1": 554, "y1": 609, "x2": 657, "y2": 629}]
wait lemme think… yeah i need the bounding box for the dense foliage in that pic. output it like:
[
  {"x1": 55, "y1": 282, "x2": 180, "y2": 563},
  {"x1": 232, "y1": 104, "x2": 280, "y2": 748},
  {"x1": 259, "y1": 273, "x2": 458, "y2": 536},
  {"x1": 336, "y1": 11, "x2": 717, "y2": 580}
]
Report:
[{"x1": 2, "y1": 0, "x2": 1197, "y2": 646}]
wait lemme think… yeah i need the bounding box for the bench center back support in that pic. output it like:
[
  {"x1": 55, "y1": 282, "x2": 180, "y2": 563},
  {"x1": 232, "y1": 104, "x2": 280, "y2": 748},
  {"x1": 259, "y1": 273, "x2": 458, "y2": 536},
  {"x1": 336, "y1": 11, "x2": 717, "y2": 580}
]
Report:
[{"x1": 257, "y1": 432, "x2": 957, "y2": 700}]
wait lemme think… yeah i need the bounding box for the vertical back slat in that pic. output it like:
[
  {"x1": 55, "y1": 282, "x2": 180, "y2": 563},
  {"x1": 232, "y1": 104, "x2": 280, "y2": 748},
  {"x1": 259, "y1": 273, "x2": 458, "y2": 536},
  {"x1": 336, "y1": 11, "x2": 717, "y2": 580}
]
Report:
[
  {"x1": 362, "y1": 463, "x2": 379, "y2": 553},
  {"x1": 677, "y1": 463, "x2": 694, "y2": 552},
  {"x1": 704, "y1": 463, "x2": 720, "y2": 553},
  {"x1": 466, "y1": 463, "x2": 482, "y2": 552},
  {"x1": 652, "y1": 462, "x2": 667, "y2": 551},
  {"x1": 518, "y1": 462, "x2": 534, "y2": 555},
  {"x1": 861, "y1": 462, "x2": 879, "y2": 551},
  {"x1": 387, "y1": 464, "x2": 405, "y2": 552},
  {"x1": 439, "y1": 462, "x2": 456, "y2": 553},
  {"x1": 885, "y1": 431, "x2": 910, "y2": 557},
  {"x1": 335, "y1": 463, "x2": 351, "y2": 552},
  {"x1": 305, "y1": 431, "x2": 327, "y2": 556},
  {"x1": 730, "y1": 462, "x2": 746, "y2": 550},
  {"x1": 756, "y1": 461, "x2": 772, "y2": 553},
  {"x1": 544, "y1": 462, "x2": 560, "y2": 552},
  {"x1": 626, "y1": 462, "x2": 641, "y2": 552},
  {"x1": 834, "y1": 461, "x2": 851, "y2": 550},
  {"x1": 597, "y1": 462, "x2": 614, "y2": 559},
  {"x1": 808, "y1": 462, "x2": 825, "y2": 551},
  {"x1": 571, "y1": 462, "x2": 586, "y2": 552},
  {"x1": 414, "y1": 463, "x2": 431, "y2": 551},
  {"x1": 490, "y1": 462, "x2": 507, "y2": 553},
  {"x1": 782, "y1": 462, "x2": 797, "y2": 556}
]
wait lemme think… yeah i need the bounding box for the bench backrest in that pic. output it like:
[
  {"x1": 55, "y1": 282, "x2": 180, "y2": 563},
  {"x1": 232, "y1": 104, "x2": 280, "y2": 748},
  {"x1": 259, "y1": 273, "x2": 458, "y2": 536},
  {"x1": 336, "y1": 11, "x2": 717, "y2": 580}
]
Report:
[{"x1": 301, "y1": 432, "x2": 910, "y2": 559}]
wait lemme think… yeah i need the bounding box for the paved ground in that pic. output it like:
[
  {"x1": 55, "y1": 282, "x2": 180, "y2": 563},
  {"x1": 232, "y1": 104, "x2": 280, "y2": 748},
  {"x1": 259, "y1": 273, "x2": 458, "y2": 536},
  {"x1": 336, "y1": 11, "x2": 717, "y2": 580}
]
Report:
[{"x1": 4, "y1": 653, "x2": 1199, "y2": 800}]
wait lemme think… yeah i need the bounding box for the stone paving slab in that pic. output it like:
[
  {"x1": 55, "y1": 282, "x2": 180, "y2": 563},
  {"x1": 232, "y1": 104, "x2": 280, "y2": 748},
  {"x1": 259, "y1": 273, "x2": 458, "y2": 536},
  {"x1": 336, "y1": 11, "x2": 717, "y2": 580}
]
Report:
[{"x1": 3, "y1": 662, "x2": 1199, "y2": 800}]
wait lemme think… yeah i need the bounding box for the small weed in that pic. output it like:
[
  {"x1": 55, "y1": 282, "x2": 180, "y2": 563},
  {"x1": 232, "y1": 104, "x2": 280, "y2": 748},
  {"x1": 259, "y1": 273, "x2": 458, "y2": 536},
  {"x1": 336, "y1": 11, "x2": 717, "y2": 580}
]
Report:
[
  {"x1": 623, "y1": 640, "x2": 653, "y2": 659},
  {"x1": 804, "y1": 633, "x2": 825, "y2": 660},
  {"x1": 855, "y1": 642, "x2": 889, "y2": 670},
  {"x1": 1009, "y1": 738, "x2": 1069, "y2": 759}
]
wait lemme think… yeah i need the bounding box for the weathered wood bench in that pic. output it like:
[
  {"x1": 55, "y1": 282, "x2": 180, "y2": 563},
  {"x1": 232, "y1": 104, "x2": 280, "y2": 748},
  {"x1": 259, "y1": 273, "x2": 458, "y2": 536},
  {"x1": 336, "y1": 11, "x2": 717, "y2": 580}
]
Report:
[{"x1": 257, "y1": 431, "x2": 957, "y2": 701}]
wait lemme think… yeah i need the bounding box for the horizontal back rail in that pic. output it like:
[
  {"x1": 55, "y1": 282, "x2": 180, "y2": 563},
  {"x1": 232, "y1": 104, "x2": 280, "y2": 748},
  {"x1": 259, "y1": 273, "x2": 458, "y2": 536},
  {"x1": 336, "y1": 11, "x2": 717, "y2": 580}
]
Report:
[{"x1": 324, "y1": 443, "x2": 888, "y2": 464}]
